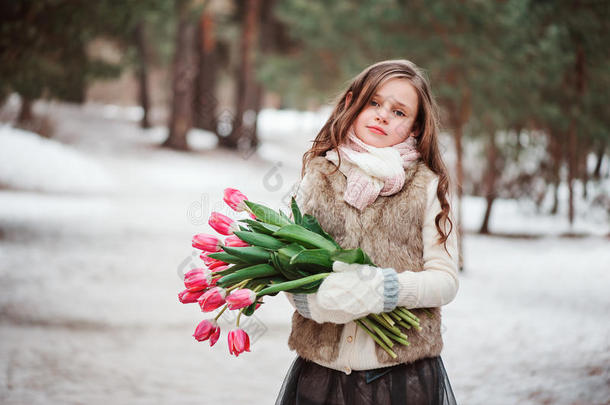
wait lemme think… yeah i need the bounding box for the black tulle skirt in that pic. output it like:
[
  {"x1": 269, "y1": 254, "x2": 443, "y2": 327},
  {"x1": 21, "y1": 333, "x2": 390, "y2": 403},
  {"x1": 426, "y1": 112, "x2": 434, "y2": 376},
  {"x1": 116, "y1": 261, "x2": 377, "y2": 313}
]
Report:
[{"x1": 275, "y1": 355, "x2": 458, "y2": 405}]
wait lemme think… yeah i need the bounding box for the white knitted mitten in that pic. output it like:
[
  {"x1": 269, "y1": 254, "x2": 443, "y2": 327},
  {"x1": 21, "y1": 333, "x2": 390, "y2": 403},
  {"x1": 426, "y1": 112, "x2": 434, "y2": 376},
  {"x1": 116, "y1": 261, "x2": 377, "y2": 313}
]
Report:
[
  {"x1": 316, "y1": 261, "x2": 399, "y2": 317},
  {"x1": 286, "y1": 262, "x2": 399, "y2": 324},
  {"x1": 286, "y1": 290, "x2": 361, "y2": 324}
]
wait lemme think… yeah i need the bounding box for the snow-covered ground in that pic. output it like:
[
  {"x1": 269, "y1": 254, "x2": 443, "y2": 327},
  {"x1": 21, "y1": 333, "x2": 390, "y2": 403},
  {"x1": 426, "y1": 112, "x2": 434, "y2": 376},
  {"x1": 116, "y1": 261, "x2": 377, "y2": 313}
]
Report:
[{"x1": 0, "y1": 100, "x2": 608, "y2": 405}]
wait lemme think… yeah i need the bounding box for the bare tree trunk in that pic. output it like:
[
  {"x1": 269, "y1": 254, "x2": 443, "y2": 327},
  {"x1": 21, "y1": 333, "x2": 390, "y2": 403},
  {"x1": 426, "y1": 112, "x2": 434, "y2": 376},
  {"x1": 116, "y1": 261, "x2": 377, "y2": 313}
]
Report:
[
  {"x1": 218, "y1": 0, "x2": 261, "y2": 152},
  {"x1": 580, "y1": 141, "x2": 588, "y2": 200},
  {"x1": 134, "y1": 22, "x2": 151, "y2": 129},
  {"x1": 17, "y1": 97, "x2": 33, "y2": 124},
  {"x1": 453, "y1": 121, "x2": 465, "y2": 271},
  {"x1": 592, "y1": 142, "x2": 605, "y2": 179},
  {"x1": 480, "y1": 196, "x2": 495, "y2": 235},
  {"x1": 548, "y1": 130, "x2": 562, "y2": 215},
  {"x1": 163, "y1": 0, "x2": 197, "y2": 151},
  {"x1": 449, "y1": 90, "x2": 470, "y2": 272},
  {"x1": 566, "y1": 42, "x2": 586, "y2": 225},
  {"x1": 479, "y1": 131, "x2": 498, "y2": 234},
  {"x1": 567, "y1": 127, "x2": 576, "y2": 225},
  {"x1": 194, "y1": 9, "x2": 218, "y2": 133}
]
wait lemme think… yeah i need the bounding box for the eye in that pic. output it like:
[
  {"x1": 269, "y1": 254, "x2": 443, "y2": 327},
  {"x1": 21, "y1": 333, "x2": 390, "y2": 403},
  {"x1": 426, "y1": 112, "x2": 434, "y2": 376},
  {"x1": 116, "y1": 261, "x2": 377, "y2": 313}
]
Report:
[
  {"x1": 370, "y1": 100, "x2": 379, "y2": 107},
  {"x1": 394, "y1": 110, "x2": 406, "y2": 117}
]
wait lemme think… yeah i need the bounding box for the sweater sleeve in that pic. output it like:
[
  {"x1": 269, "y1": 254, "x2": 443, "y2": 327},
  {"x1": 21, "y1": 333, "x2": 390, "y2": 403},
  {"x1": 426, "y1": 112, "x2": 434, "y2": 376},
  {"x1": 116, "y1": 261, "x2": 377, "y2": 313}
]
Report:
[
  {"x1": 396, "y1": 176, "x2": 460, "y2": 308},
  {"x1": 284, "y1": 291, "x2": 311, "y2": 317}
]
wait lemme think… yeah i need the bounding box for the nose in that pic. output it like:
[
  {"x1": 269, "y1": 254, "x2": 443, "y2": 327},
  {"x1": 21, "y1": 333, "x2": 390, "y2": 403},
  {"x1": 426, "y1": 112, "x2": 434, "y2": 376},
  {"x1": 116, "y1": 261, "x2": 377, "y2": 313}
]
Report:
[
  {"x1": 375, "y1": 102, "x2": 390, "y2": 122},
  {"x1": 375, "y1": 109, "x2": 389, "y2": 123}
]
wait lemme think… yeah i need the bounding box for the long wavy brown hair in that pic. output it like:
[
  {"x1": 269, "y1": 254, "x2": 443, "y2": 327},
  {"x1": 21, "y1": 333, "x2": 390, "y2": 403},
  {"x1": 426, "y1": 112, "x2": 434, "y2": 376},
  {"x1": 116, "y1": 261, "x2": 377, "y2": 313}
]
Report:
[{"x1": 301, "y1": 59, "x2": 454, "y2": 250}]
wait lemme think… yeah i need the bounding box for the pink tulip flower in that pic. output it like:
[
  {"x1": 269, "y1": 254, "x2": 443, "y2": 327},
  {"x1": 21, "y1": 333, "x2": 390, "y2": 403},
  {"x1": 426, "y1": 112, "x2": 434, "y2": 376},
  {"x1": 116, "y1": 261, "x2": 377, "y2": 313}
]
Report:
[
  {"x1": 211, "y1": 265, "x2": 229, "y2": 273},
  {"x1": 209, "y1": 325, "x2": 221, "y2": 346},
  {"x1": 184, "y1": 268, "x2": 212, "y2": 292},
  {"x1": 198, "y1": 287, "x2": 227, "y2": 312},
  {"x1": 227, "y1": 329, "x2": 251, "y2": 357},
  {"x1": 178, "y1": 289, "x2": 205, "y2": 304},
  {"x1": 223, "y1": 188, "x2": 249, "y2": 212},
  {"x1": 209, "y1": 261, "x2": 228, "y2": 270},
  {"x1": 192, "y1": 234, "x2": 223, "y2": 252},
  {"x1": 200, "y1": 252, "x2": 227, "y2": 269},
  {"x1": 209, "y1": 212, "x2": 239, "y2": 236},
  {"x1": 193, "y1": 319, "x2": 221, "y2": 346},
  {"x1": 226, "y1": 288, "x2": 256, "y2": 310},
  {"x1": 224, "y1": 235, "x2": 249, "y2": 247}
]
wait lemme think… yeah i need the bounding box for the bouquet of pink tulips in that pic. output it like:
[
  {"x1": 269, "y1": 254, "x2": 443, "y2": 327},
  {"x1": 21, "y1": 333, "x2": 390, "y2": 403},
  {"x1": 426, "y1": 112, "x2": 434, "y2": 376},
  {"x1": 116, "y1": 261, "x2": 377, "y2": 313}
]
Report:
[{"x1": 178, "y1": 188, "x2": 425, "y2": 358}]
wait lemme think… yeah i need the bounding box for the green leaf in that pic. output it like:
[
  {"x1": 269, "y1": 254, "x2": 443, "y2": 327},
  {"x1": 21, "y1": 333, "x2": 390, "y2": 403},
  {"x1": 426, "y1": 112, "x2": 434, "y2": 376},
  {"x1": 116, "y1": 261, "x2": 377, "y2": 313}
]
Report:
[
  {"x1": 216, "y1": 263, "x2": 278, "y2": 287},
  {"x1": 272, "y1": 248, "x2": 311, "y2": 280},
  {"x1": 279, "y1": 209, "x2": 293, "y2": 224},
  {"x1": 301, "y1": 214, "x2": 341, "y2": 249},
  {"x1": 330, "y1": 248, "x2": 376, "y2": 265},
  {"x1": 243, "y1": 201, "x2": 292, "y2": 227},
  {"x1": 207, "y1": 252, "x2": 246, "y2": 264},
  {"x1": 233, "y1": 230, "x2": 285, "y2": 250},
  {"x1": 290, "y1": 196, "x2": 303, "y2": 225},
  {"x1": 242, "y1": 300, "x2": 258, "y2": 316},
  {"x1": 290, "y1": 249, "x2": 333, "y2": 272},
  {"x1": 213, "y1": 263, "x2": 251, "y2": 277},
  {"x1": 221, "y1": 245, "x2": 271, "y2": 264},
  {"x1": 273, "y1": 224, "x2": 338, "y2": 251},
  {"x1": 238, "y1": 219, "x2": 281, "y2": 235},
  {"x1": 256, "y1": 273, "x2": 331, "y2": 296},
  {"x1": 287, "y1": 279, "x2": 324, "y2": 294}
]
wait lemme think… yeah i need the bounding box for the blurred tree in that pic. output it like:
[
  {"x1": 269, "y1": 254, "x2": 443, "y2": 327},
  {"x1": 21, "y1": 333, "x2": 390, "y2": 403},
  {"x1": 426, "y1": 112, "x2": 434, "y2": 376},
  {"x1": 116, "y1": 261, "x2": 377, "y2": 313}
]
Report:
[
  {"x1": 217, "y1": 0, "x2": 262, "y2": 152},
  {"x1": 193, "y1": 7, "x2": 222, "y2": 133},
  {"x1": 528, "y1": 0, "x2": 609, "y2": 225},
  {"x1": 0, "y1": 0, "x2": 174, "y2": 129},
  {"x1": 259, "y1": 0, "x2": 609, "y2": 235},
  {"x1": 95, "y1": 0, "x2": 174, "y2": 129},
  {"x1": 0, "y1": 0, "x2": 123, "y2": 123},
  {"x1": 467, "y1": 0, "x2": 536, "y2": 234},
  {"x1": 163, "y1": 0, "x2": 200, "y2": 151},
  {"x1": 133, "y1": 22, "x2": 152, "y2": 129}
]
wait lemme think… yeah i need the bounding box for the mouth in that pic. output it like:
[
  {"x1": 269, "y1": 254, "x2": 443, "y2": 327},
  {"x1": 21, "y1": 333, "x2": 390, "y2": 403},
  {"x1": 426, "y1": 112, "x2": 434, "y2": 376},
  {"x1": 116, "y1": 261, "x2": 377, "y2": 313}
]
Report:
[{"x1": 366, "y1": 126, "x2": 387, "y2": 136}]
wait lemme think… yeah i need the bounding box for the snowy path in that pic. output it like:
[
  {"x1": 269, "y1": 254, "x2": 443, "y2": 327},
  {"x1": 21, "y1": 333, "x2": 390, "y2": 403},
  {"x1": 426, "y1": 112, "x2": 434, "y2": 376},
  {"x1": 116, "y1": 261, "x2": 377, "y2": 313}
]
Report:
[{"x1": 0, "y1": 103, "x2": 609, "y2": 404}]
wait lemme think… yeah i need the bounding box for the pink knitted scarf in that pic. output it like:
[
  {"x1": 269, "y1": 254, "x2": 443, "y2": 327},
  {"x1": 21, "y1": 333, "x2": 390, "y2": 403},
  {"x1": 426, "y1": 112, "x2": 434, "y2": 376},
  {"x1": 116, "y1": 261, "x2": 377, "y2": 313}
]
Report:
[{"x1": 324, "y1": 127, "x2": 421, "y2": 211}]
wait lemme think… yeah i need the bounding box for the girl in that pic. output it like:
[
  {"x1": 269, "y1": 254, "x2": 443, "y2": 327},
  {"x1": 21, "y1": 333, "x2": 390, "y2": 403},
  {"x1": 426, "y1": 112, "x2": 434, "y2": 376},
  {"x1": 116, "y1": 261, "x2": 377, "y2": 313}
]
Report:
[{"x1": 275, "y1": 59, "x2": 459, "y2": 405}]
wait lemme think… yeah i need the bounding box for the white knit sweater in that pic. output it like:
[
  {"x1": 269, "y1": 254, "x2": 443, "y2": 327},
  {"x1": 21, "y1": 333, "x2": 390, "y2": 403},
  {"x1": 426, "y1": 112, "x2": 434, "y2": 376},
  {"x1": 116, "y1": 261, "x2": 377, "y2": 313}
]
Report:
[{"x1": 285, "y1": 175, "x2": 459, "y2": 374}]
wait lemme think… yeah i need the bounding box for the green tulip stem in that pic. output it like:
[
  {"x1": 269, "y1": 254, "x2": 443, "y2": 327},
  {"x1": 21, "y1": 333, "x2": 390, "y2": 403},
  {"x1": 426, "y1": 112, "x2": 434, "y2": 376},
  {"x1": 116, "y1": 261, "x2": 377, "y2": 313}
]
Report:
[
  {"x1": 236, "y1": 308, "x2": 244, "y2": 328},
  {"x1": 396, "y1": 307, "x2": 420, "y2": 323},
  {"x1": 256, "y1": 273, "x2": 331, "y2": 297},
  {"x1": 397, "y1": 320, "x2": 412, "y2": 329},
  {"x1": 361, "y1": 318, "x2": 394, "y2": 348},
  {"x1": 381, "y1": 312, "x2": 395, "y2": 326},
  {"x1": 226, "y1": 279, "x2": 251, "y2": 293},
  {"x1": 381, "y1": 328, "x2": 410, "y2": 346},
  {"x1": 389, "y1": 311, "x2": 402, "y2": 322},
  {"x1": 356, "y1": 320, "x2": 397, "y2": 359},
  {"x1": 370, "y1": 314, "x2": 403, "y2": 336},
  {"x1": 395, "y1": 310, "x2": 422, "y2": 331},
  {"x1": 214, "y1": 304, "x2": 228, "y2": 321}
]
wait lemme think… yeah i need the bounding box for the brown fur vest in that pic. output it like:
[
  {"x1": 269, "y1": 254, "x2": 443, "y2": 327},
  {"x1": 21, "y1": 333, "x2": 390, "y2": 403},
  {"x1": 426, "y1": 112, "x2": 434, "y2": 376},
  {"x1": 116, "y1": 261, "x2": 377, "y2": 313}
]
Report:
[{"x1": 287, "y1": 155, "x2": 443, "y2": 366}]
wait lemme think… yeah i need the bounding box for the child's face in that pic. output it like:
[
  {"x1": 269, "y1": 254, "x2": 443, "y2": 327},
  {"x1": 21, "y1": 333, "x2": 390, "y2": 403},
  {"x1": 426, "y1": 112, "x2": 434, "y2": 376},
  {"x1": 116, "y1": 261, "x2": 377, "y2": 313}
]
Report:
[{"x1": 347, "y1": 78, "x2": 419, "y2": 148}]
